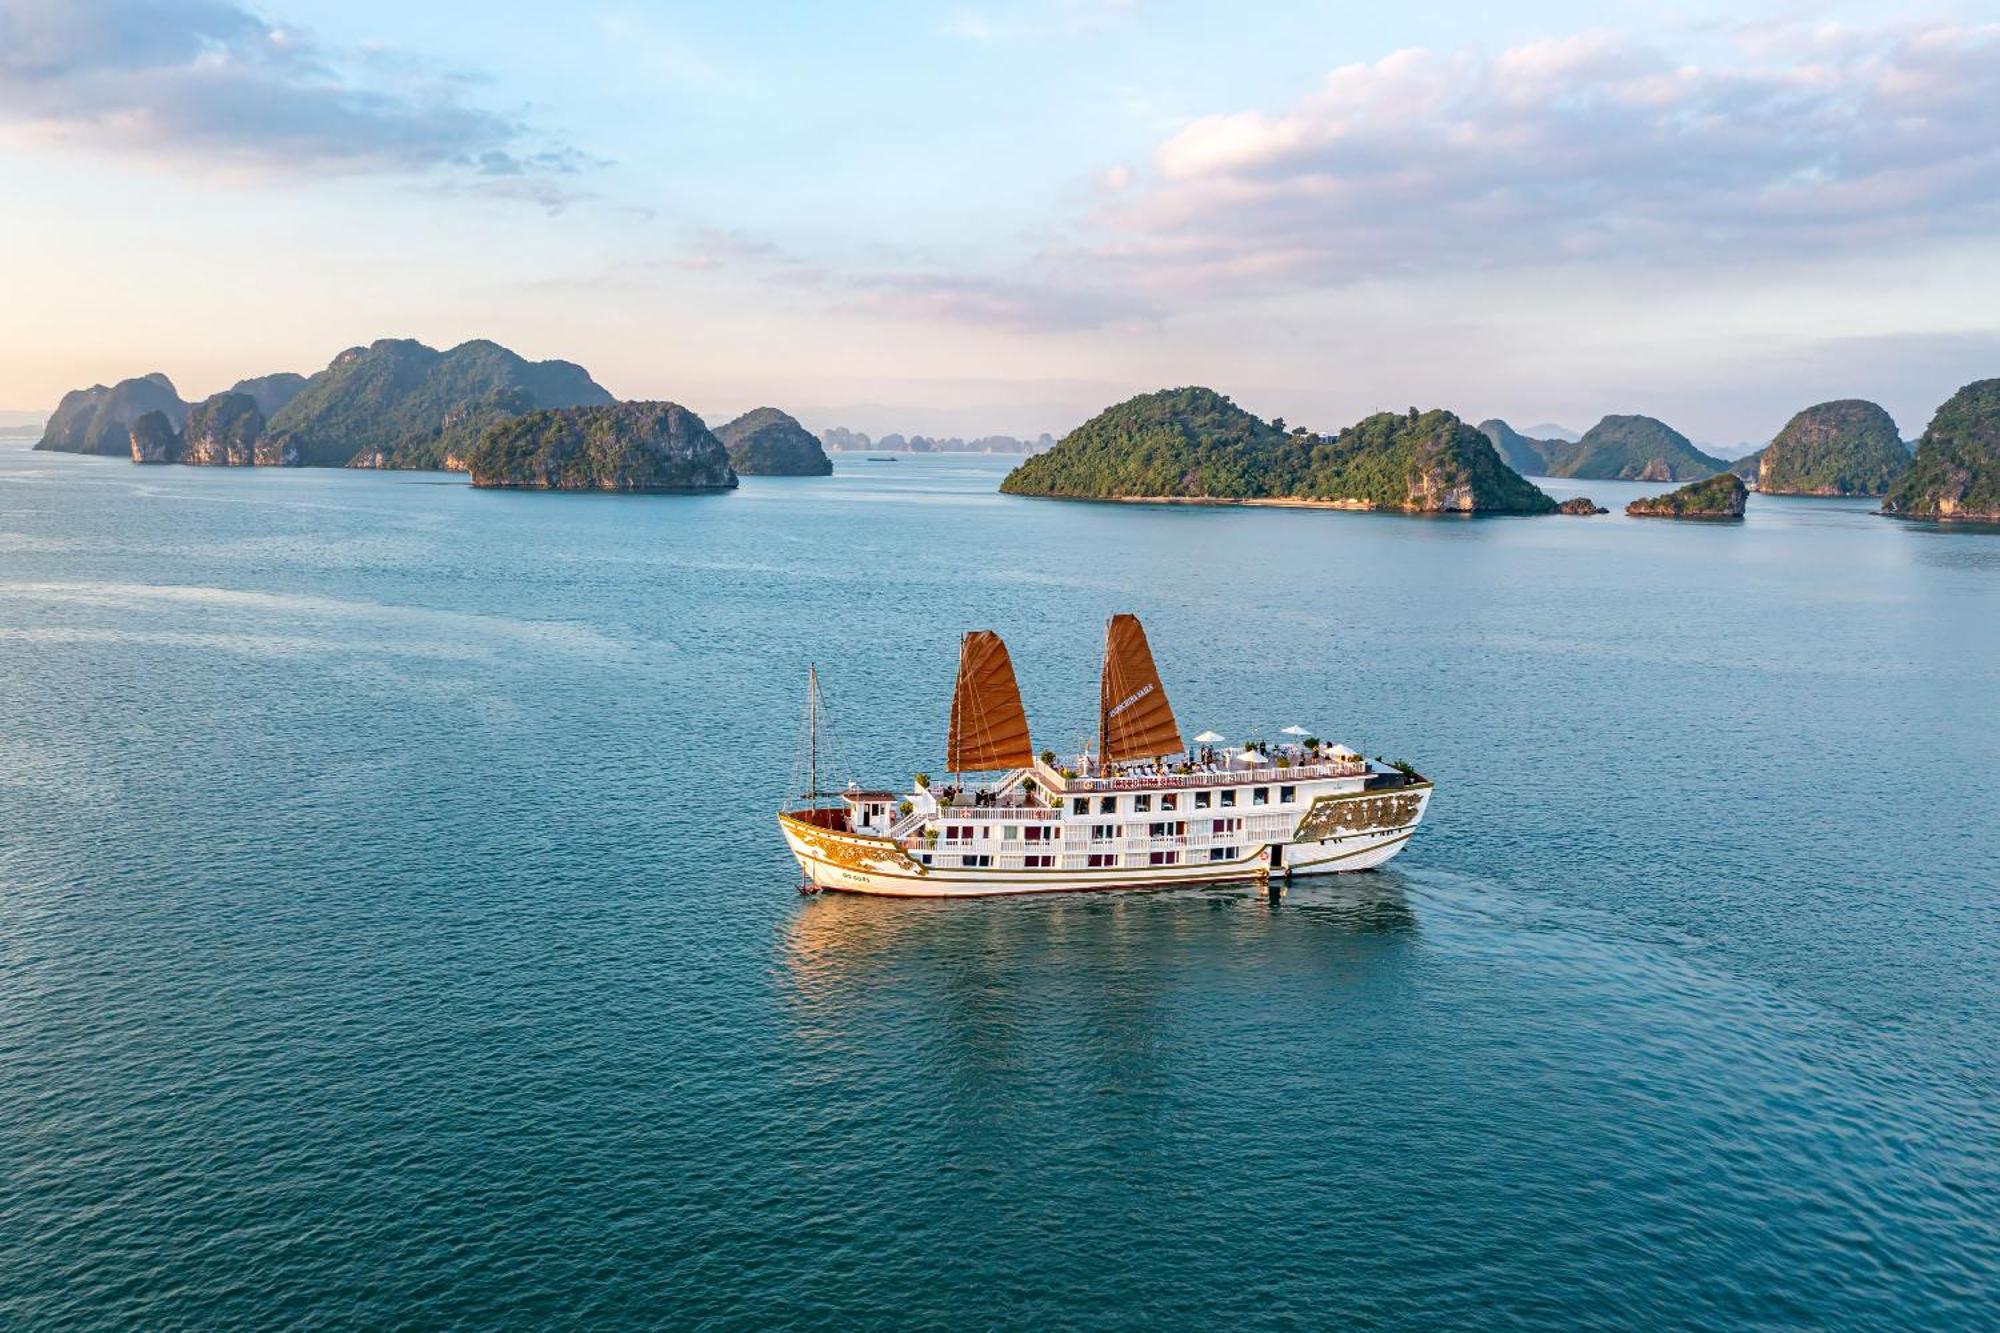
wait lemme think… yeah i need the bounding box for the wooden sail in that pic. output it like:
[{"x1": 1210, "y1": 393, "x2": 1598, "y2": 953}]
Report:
[
  {"x1": 948, "y1": 630, "x2": 1035, "y2": 773},
  {"x1": 1098, "y1": 613, "x2": 1182, "y2": 763}
]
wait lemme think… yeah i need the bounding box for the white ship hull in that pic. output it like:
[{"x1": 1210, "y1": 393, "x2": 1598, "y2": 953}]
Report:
[{"x1": 779, "y1": 783, "x2": 1430, "y2": 898}]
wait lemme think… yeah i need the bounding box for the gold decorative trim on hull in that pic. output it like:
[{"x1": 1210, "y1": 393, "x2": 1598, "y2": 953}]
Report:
[{"x1": 1292, "y1": 786, "x2": 1429, "y2": 844}]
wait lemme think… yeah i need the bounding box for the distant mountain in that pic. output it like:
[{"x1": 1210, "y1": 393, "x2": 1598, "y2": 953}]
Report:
[
  {"x1": 1551, "y1": 415, "x2": 1726, "y2": 482},
  {"x1": 36, "y1": 373, "x2": 188, "y2": 455},
  {"x1": 465, "y1": 402, "x2": 738, "y2": 492},
  {"x1": 228, "y1": 373, "x2": 308, "y2": 419},
  {"x1": 1476, "y1": 419, "x2": 1566, "y2": 476},
  {"x1": 1524, "y1": 423, "x2": 1581, "y2": 443},
  {"x1": 1001, "y1": 388, "x2": 1556, "y2": 514},
  {"x1": 714, "y1": 407, "x2": 832, "y2": 475},
  {"x1": 820, "y1": 426, "x2": 1051, "y2": 454},
  {"x1": 266, "y1": 338, "x2": 615, "y2": 468},
  {"x1": 1883, "y1": 379, "x2": 2000, "y2": 522},
  {"x1": 1752, "y1": 400, "x2": 1910, "y2": 497}
]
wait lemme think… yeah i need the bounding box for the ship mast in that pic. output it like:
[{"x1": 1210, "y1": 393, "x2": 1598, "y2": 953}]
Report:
[{"x1": 807, "y1": 662, "x2": 819, "y2": 803}]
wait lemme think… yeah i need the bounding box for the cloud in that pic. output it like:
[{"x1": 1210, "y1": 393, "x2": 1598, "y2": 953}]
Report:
[
  {"x1": 844, "y1": 271, "x2": 1148, "y2": 333},
  {"x1": 0, "y1": 0, "x2": 583, "y2": 181},
  {"x1": 1088, "y1": 22, "x2": 2000, "y2": 294}
]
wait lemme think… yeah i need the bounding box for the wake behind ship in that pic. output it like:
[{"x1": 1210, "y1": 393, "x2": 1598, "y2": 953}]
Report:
[{"x1": 778, "y1": 615, "x2": 1432, "y2": 897}]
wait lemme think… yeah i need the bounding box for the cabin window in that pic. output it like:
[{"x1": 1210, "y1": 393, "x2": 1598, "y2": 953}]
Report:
[
  {"x1": 1210, "y1": 817, "x2": 1241, "y2": 835},
  {"x1": 1194, "y1": 791, "x2": 1212, "y2": 810},
  {"x1": 1149, "y1": 821, "x2": 1186, "y2": 838},
  {"x1": 1280, "y1": 785, "x2": 1297, "y2": 804},
  {"x1": 1133, "y1": 794, "x2": 1152, "y2": 813},
  {"x1": 1091, "y1": 824, "x2": 1115, "y2": 841},
  {"x1": 1087, "y1": 853, "x2": 1115, "y2": 868},
  {"x1": 1149, "y1": 850, "x2": 1180, "y2": 865},
  {"x1": 1209, "y1": 846, "x2": 1237, "y2": 862},
  {"x1": 1220, "y1": 789, "x2": 1237, "y2": 808},
  {"x1": 1072, "y1": 798, "x2": 1089, "y2": 815},
  {"x1": 919, "y1": 853, "x2": 932, "y2": 865},
  {"x1": 1253, "y1": 787, "x2": 1270, "y2": 806},
  {"x1": 1024, "y1": 854, "x2": 1054, "y2": 868},
  {"x1": 1160, "y1": 793, "x2": 1177, "y2": 811},
  {"x1": 963, "y1": 854, "x2": 991, "y2": 868},
  {"x1": 1099, "y1": 796, "x2": 1118, "y2": 815}
]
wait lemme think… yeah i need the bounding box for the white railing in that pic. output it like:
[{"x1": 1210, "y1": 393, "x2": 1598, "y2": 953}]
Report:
[{"x1": 1050, "y1": 759, "x2": 1367, "y2": 793}]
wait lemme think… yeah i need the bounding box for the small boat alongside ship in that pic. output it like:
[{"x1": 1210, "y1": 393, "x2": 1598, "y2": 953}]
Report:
[{"x1": 778, "y1": 614, "x2": 1432, "y2": 896}]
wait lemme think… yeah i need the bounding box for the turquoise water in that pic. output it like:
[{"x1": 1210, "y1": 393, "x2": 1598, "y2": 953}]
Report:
[{"x1": 1, "y1": 444, "x2": 1995, "y2": 1328}]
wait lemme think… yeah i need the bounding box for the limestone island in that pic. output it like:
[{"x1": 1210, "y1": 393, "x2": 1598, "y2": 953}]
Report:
[
  {"x1": 464, "y1": 401, "x2": 738, "y2": 492},
  {"x1": 1557, "y1": 496, "x2": 1608, "y2": 515},
  {"x1": 1626, "y1": 472, "x2": 1747, "y2": 520},
  {"x1": 1881, "y1": 379, "x2": 2000, "y2": 523},
  {"x1": 41, "y1": 338, "x2": 613, "y2": 472},
  {"x1": 1479, "y1": 414, "x2": 1724, "y2": 482},
  {"x1": 715, "y1": 407, "x2": 833, "y2": 475},
  {"x1": 999, "y1": 388, "x2": 1557, "y2": 515},
  {"x1": 1728, "y1": 400, "x2": 1910, "y2": 496}
]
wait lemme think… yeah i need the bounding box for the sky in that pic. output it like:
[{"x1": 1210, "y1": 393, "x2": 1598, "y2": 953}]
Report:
[{"x1": 2, "y1": 0, "x2": 1998, "y2": 444}]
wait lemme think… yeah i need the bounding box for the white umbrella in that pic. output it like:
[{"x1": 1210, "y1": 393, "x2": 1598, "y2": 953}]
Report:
[
  {"x1": 1192, "y1": 730, "x2": 1226, "y2": 744},
  {"x1": 1330, "y1": 744, "x2": 1360, "y2": 759},
  {"x1": 1280, "y1": 724, "x2": 1310, "y2": 736}
]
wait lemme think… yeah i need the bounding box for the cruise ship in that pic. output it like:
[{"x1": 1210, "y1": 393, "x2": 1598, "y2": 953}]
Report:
[{"x1": 778, "y1": 614, "x2": 1432, "y2": 896}]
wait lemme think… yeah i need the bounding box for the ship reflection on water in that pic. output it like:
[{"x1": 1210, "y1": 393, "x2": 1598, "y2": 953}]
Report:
[{"x1": 778, "y1": 875, "x2": 1423, "y2": 1061}]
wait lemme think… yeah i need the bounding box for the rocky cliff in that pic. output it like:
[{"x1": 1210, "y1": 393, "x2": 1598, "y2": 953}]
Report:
[
  {"x1": 1882, "y1": 379, "x2": 2000, "y2": 522},
  {"x1": 464, "y1": 402, "x2": 738, "y2": 491},
  {"x1": 715, "y1": 407, "x2": 833, "y2": 475},
  {"x1": 38, "y1": 374, "x2": 188, "y2": 456},
  {"x1": 1001, "y1": 389, "x2": 1557, "y2": 514},
  {"x1": 1626, "y1": 472, "x2": 1747, "y2": 520},
  {"x1": 183, "y1": 392, "x2": 265, "y2": 465},
  {"x1": 128, "y1": 410, "x2": 183, "y2": 464},
  {"x1": 1755, "y1": 400, "x2": 1909, "y2": 496}
]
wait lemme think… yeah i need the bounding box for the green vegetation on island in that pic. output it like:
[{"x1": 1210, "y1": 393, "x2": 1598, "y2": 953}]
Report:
[
  {"x1": 714, "y1": 407, "x2": 833, "y2": 475},
  {"x1": 1000, "y1": 388, "x2": 1556, "y2": 513},
  {"x1": 1555, "y1": 415, "x2": 1726, "y2": 482},
  {"x1": 1882, "y1": 379, "x2": 2000, "y2": 522},
  {"x1": 1626, "y1": 471, "x2": 1748, "y2": 520},
  {"x1": 266, "y1": 338, "x2": 615, "y2": 469},
  {"x1": 1749, "y1": 400, "x2": 1909, "y2": 496},
  {"x1": 464, "y1": 402, "x2": 738, "y2": 491},
  {"x1": 1557, "y1": 496, "x2": 1607, "y2": 515}
]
